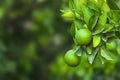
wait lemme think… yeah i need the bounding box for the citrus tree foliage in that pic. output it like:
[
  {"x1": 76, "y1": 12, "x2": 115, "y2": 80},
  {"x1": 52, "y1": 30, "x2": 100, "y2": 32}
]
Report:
[{"x1": 61, "y1": 0, "x2": 120, "y2": 66}]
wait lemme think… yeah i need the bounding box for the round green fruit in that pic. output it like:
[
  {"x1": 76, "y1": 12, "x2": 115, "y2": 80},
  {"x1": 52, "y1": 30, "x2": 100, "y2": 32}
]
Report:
[
  {"x1": 75, "y1": 29, "x2": 92, "y2": 45},
  {"x1": 106, "y1": 41, "x2": 116, "y2": 51},
  {"x1": 64, "y1": 50, "x2": 80, "y2": 67}
]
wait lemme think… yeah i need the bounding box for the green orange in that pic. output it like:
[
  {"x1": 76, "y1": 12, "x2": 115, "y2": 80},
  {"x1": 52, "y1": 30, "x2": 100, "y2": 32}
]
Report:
[
  {"x1": 106, "y1": 41, "x2": 117, "y2": 51},
  {"x1": 75, "y1": 29, "x2": 92, "y2": 45},
  {"x1": 64, "y1": 50, "x2": 80, "y2": 67}
]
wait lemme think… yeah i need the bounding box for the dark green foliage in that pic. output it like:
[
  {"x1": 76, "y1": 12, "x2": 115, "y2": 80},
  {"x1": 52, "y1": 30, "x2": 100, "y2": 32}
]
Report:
[{"x1": 0, "y1": 0, "x2": 70, "y2": 80}]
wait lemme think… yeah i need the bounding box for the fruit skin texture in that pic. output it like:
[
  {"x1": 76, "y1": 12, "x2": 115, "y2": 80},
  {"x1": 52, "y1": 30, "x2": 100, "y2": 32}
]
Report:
[
  {"x1": 64, "y1": 50, "x2": 80, "y2": 67},
  {"x1": 75, "y1": 29, "x2": 92, "y2": 45}
]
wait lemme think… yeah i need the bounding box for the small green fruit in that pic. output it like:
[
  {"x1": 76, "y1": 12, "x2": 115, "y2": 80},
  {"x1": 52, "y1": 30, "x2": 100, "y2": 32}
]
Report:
[
  {"x1": 106, "y1": 41, "x2": 116, "y2": 51},
  {"x1": 75, "y1": 29, "x2": 92, "y2": 45},
  {"x1": 64, "y1": 50, "x2": 80, "y2": 67}
]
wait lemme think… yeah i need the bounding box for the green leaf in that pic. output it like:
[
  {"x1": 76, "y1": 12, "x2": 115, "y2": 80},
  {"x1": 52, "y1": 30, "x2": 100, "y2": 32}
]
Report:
[
  {"x1": 76, "y1": 47, "x2": 83, "y2": 56},
  {"x1": 102, "y1": 32, "x2": 116, "y2": 42},
  {"x1": 100, "y1": 47, "x2": 113, "y2": 60},
  {"x1": 93, "y1": 35, "x2": 101, "y2": 47},
  {"x1": 89, "y1": 15, "x2": 99, "y2": 30},
  {"x1": 86, "y1": 46, "x2": 92, "y2": 55},
  {"x1": 97, "y1": 0, "x2": 105, "y2": 8},
  {"x1": 82, "y1": 5, "x2": 94, "y2": 24},
  {"x1": 75, "y1": 12, "x2": 81, "y2": 19},
  {"x1": 115, "y1": 0, "x2": 120, "y2": 9},
  {"x1": 103, "y1": 24, "x2": 114, "y2": 33},
  {"x1": 72, "y1": 46, "x2": 83, "y2": 56},
  {"x1": 79, "y1": 0, "x2": 87, "y2": 8},
  {"x1": 69, "y1": 0, "x2": 74, "y2": 11},
  {"x1": 111, "y1": 10, "x2": 120, "y2": 23},
  {"x1": 92, "y1": 24, "x2": 104, "y2": 35},
  {"x1": 99, "y1": 56, "x2": 105, "y2": 64},
  {"x1": 73, "y1": 0, "x2": 81, "y2": 11},
  {"x1": 98, "y1": 12, "x2": 108, "y2": 26},
  {"x1": 88, "y1": 1, "x2": 100, "y2": 12},
  {"x1": 102, "y1": 36, "x2": 107, "y2": 42},
  {"x1": 73, "y1": 45, "x2": 80, "y2": 52},
  {"x1": 107, "y1": 0, "x2": 120, "y2": 10},
  {"x1": 117, "y1": 45, "x2": 120, "y2": 54},
  {"x1": 116, "y1": 40, "x2": 120, "y2": 54},
  {"x1": 74, "y1": 19, "x2": 84, "y2": 30},
  {"x1": 88, "y1": 47, "x2": 99, "y2": 64},
  {"x1": 101, "y1": 2, "x2": 110, "y2": 12}
]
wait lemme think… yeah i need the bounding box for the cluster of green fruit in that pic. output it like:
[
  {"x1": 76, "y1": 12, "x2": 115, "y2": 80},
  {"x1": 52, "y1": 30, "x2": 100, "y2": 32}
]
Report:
[{"x1": 61, "y1": 0, "x2": 120, "y2": 67}]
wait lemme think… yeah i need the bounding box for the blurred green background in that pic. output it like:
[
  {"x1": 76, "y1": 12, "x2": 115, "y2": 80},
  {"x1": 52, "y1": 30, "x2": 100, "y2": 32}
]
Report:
[{"x1": 0, "y1": 0, "x2": 120, "y2": 80}]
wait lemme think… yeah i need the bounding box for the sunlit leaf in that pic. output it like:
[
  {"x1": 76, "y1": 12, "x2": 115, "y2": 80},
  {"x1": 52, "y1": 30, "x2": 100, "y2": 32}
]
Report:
[
  {"x1": 93, "y1": 35, "x2": 101, "y2": 47},
  {"x1": 61, "y1": 9, "x2": 75, "y2": 19},
  {"x1": 97, "y1": 0, "x2": 104, "y2": 8},
  {"x1": 79, "y1": 0, "x2": 87, "y2": 8},
  {"x1": 98, "y1": 12, "x2": 108, "y2": 26},
  {"x1": 100, "y1": 47, "x2": 113, "y2": 60},
  {"x1": 101, "y1": 2, "x2": 110, "y2": 12}
]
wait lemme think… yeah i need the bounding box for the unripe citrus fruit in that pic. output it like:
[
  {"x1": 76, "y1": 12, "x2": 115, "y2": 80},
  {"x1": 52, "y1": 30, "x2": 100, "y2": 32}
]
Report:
[
  {"x1": 75, "y1": 29, "x2": 92, "y2": 45},
  {"x1": 64, "y1": 50, "x2": 80, "y2": 67},
  {"x1": 106, "y1": 41, "x2": 116, "y2": 51}
]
